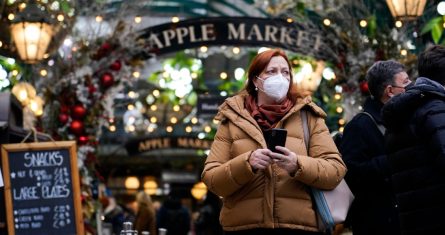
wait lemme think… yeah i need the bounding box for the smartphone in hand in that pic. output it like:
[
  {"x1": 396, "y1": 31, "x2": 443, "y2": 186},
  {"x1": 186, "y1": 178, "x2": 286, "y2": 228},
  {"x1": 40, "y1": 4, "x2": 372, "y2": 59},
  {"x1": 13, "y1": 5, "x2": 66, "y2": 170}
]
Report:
[{"x1": 265, "y1": 128, "x2": 287, "y2": 153}]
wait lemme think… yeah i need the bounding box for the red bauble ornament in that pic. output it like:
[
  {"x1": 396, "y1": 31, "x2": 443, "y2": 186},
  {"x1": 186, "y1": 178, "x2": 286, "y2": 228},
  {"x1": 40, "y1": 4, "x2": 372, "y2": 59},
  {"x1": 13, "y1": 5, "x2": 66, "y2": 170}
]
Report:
[
  {"x1": 58, "y1": 113, "x2": 69, "y2": 124},
  {"x1": 70, "y1": 120, "x2": 84, "y2": 135},
  {"x1": 92, "y1": 42, "x2": 112, "y2": 60},
  {"x1": 72, "y1": 104, "x2": 87, "y2": 119},
  {"x1": 78, "y1": 135, "x2": 89, "y2": 145},
  {"x1": 100, "y1": 73, "x2": 114, "y2": 88},
  {"x1": 100, "y1": 42, "x2": 111, "y2": 52},
  {"x1": 336, "y1": 62, "x2": 344, "y2": 70},
  {"x1": 360, "y1": 81, "x2": 369, "y2": 94},
  {"x1": 88, "y1": 84, "x2": 97, "y2": 94},
  {"x1": 60, "y1": 105, "x2": 70, "y2": 114},
  {"x1": 110, "y1": 60, "x2": 122, "y2": 71}
]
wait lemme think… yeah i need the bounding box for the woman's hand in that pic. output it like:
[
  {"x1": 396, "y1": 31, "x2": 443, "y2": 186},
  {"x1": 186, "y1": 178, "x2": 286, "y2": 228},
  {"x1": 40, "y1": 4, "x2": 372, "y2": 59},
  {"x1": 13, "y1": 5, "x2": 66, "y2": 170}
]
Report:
[
  {"x1": 270, "y1": 146, "x2": 298, "y2": 176},
  {"x1": 249, "y1": 148, "x2": 273, "y2": 171}
]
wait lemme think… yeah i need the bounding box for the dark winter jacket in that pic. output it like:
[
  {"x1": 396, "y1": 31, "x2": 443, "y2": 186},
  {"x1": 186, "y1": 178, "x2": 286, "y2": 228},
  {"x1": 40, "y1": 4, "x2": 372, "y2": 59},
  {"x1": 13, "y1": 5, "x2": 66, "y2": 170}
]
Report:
[
  {"x1": 382, "y1": 77, "x2": 445, "y2": 235},
  {"x1": 157, "y1": 198, "x2": 190, "y2": 235},
  {"x1": 339, "y1": 97, "x2": 399, "y2": 235},
  {"x1": 194, "y1": 192, "x2": 223, "y2": 235}
]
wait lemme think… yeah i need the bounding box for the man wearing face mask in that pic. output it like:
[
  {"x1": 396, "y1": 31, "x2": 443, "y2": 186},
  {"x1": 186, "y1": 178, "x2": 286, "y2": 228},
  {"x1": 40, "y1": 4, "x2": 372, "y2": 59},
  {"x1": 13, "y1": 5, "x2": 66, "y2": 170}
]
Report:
[
  {"x1": 202, "y1": 49, "x2": 346, "y2": 235},
  {"x1": 339, "y1": 60, "x2": 411, "y2": 235},
  {"x1": 382, "y1": 45, "x2": 445, "y2": 235}
]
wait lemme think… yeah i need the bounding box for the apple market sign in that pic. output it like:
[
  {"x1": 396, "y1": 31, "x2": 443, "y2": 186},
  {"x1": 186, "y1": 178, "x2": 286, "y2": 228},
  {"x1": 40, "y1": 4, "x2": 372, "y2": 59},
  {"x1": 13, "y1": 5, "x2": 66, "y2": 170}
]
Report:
[
  {"x1": 137, "y1": 17, "x2": 333, "y2": 60},
  {"x1": 125, "y1": 136, "x2": 213, "y2": 155}
]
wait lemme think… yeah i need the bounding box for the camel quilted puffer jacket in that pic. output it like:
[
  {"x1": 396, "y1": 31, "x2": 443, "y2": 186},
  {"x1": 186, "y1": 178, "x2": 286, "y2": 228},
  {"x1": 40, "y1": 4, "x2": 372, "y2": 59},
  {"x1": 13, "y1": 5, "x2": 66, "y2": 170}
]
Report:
[{"x1": 202, "y1": 91, "x2": 346, "y2": 232}]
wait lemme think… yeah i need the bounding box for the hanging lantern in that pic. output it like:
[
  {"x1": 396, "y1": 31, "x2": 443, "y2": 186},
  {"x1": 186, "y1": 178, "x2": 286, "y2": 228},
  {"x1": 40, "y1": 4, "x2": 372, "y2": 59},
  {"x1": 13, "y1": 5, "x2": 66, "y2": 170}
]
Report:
[
  {"x1": 385, "y1": 0, "x2": 427, "y2": 21},
  {"x1": 11, "y1": 82, "x2": 37, "y2": 105},
  {"x1": 28, "y1": 96, "x2": 44, "y2": 116},
  {"x1": 10, "y1": 0, "x2": 54, "y2": 63}
]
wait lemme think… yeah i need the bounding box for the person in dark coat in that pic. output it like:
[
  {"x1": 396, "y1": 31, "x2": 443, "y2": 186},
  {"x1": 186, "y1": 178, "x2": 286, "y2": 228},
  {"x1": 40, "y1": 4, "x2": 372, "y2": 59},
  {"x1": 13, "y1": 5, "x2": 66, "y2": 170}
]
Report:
[
  {"x1": 101, "y1": 196, "x2": 125, "y2": 235},
  {"x1": 194, "y1": 191, "x2": 223, "y2": 235},
  {"x1": 156, "y1": 190, "x2": 190, "y2": 235},
  {"x1": 339, "y1": 60, "x2": 411, "y2": 235},
  {"x1": 382, "y1": 45, "x2": 445, "y2": 235}
]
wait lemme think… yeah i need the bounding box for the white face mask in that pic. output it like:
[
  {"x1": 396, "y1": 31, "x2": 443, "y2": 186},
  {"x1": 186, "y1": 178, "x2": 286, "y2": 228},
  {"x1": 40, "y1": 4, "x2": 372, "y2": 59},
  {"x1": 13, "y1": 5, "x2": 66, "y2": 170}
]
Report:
[{"x1": 257, "y1": 73, "x2": 290, "y2": 102}]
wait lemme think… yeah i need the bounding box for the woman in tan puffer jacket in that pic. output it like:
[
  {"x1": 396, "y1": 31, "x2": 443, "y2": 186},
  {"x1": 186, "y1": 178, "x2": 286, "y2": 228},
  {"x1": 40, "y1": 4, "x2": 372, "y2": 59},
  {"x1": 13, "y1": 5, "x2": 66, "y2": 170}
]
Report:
[{"x1": 201, "y1": 49, "x2": 346, "y2": 235}]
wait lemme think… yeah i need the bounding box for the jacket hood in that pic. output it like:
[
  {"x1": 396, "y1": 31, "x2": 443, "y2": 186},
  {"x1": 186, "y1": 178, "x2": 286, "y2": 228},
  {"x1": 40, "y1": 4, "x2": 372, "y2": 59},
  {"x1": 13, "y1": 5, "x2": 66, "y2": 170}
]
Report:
[
  {"x1": 382, "y1": 77, "x2": 445, "y2": 129},
  {"x1": 414, "y1": 77, "x2": 445, "y2": 92}
]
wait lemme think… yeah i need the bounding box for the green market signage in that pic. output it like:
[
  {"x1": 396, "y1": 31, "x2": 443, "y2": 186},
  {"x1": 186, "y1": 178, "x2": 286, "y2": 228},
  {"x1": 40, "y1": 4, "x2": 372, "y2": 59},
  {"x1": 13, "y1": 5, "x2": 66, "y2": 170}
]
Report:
[{"x1": 137, "y1": 17, "x2": 333, "y2": 60}]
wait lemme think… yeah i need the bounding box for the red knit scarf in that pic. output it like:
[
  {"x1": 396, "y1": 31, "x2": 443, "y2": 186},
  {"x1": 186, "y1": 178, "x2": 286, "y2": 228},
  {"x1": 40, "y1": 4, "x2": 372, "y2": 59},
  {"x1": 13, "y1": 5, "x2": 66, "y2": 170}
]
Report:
[{"x1": 245, "y1": 95, "x2": 293, "y2": 131}]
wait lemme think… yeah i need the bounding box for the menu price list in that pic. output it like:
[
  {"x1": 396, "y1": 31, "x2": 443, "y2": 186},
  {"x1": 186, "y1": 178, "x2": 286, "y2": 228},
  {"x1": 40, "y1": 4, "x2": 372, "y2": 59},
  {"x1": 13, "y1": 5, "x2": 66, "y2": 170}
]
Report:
[{"x1": 13, "y1": 205, "x2": 71, "y2": 230}]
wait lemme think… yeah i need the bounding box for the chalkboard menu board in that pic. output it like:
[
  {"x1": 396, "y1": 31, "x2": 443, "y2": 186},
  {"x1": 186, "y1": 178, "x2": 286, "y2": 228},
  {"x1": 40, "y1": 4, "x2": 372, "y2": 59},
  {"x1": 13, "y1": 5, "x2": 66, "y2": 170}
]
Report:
[{"x1": 1, "y1": 141, "x2": 83, "y2": 235}]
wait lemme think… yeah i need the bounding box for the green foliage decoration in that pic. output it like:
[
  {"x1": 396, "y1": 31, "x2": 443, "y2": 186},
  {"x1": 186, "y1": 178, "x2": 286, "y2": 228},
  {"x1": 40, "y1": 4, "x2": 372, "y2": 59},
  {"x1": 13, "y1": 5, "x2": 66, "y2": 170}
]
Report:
[{"x1": 421, "y1": 16, "x2": 445, "y2": 44}]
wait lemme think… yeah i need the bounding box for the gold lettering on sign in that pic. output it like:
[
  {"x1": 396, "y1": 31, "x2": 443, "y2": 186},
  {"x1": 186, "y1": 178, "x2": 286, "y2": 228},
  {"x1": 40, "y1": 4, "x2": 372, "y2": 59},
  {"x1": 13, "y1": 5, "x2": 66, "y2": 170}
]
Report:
[
  {"x1": 280, "y1": 27, "x2": 293, "y2": 45},
  {"x1": 246, "y1": 24, "x2": 263, "y2": 41},
  {"x1": 264, "y1": 25, "x2": 279, "y2": 42},
  {"x1": 138, "y1": 138, "x2": 171, "y2": 152},
  {"x1": 148, "y1": 33, "x2": 164, "y2": 49},
  {"x1": 189, "y1": 26, "x2": 201, "y2": 42},
  {"x1": 177, "y1": 138, "x2": 212, "y2": 149},
  {"x1": 142, "y1": 18, "x2": 327, "y2": 59},
  {"x1": 176, "y1": 27, "x2": 189, "y2": 44},
  {"x1": 163, "y1": 29, "x2": 176, "y2": 47},
  {"x1": 227, "y1": 23, "x2": 246, "y2": 40},
  {"x1": 135, "y1": 137, "x2": 213, "y2": 152},
  {"x1": 201, "y1": 24, "x2": 216, "y2": 41}
]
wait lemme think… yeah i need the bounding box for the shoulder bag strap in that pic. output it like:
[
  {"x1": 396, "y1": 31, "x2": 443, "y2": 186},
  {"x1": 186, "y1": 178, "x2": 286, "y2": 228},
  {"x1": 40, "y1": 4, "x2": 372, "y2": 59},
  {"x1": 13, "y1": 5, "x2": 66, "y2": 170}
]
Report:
[
  {"x1": 360, "y1": 112, "x2": 386, "y2": 135},
  {"x1": 301, "y1": 110, "x2": 335, "y2": 231},
  {"x1": 301, "y1": 110, "x2": 310, "y2": 153}
]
